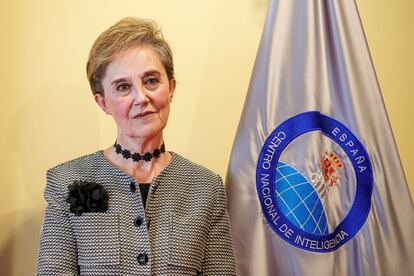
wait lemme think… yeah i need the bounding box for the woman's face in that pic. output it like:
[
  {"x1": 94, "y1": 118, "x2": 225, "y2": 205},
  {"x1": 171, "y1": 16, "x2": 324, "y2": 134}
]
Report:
[{"x1": 96, "y1": 46, "x2": 175, "y2": 141}]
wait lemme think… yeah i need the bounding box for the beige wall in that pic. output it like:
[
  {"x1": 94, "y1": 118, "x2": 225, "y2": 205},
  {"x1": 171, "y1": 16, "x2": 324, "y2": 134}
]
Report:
[
  {"x1": 0, "y1": 0, "x2": 412, "y2": 275},
  {"x1": 357, "y1": 0, "x2": 414, "y2": 195}
]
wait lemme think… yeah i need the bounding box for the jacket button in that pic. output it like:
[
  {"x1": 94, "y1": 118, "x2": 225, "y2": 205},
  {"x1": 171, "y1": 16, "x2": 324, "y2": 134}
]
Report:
[
  {"x1": 134, "y1": 216, "x2": 143, "y2": 227},
  {"x1": 130, "y1": 182, "x2": 136, "y2": 193},
  {"x1": 137, "y1": 253, "x2": 148, "y2": 265}
]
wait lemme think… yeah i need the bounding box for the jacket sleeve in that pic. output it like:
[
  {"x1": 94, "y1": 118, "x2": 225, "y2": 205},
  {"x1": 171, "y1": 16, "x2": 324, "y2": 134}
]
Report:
[
  {"x1": 36, "y1": 168, "x2": 79, "y2": 276},
  {"x1": 201, "y1": 175, "x2": 236, "y2": 275}
]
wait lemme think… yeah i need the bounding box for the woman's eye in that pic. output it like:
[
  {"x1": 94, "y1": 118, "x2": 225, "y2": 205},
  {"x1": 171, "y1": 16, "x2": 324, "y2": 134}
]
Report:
[
  {"x1": 116, "y1": 83, "x2": 131, "y2": 92},
  {"x1": 144, "y1": 78, "x2": 159, "y2": 89}
]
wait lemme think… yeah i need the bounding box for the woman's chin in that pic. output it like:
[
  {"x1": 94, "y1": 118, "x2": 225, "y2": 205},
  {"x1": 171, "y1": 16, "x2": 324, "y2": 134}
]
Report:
[{"x1": 121, "y1": 127, "x2": 164, "y2": 141}]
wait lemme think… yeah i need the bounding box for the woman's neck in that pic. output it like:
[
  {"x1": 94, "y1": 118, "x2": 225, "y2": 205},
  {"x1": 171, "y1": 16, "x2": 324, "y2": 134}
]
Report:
[
  {"x1": 116, "y1": 133, "x2": 164, "y2": 154},
  {"x1": 103, "y1": 134, "x2": 172, "y2": 183}
]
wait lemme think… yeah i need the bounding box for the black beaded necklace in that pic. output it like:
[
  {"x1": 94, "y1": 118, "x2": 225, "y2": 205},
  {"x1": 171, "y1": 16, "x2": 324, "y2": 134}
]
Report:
[{"x1": 114, "y1": 141, "x2": 166, "y2": 162}]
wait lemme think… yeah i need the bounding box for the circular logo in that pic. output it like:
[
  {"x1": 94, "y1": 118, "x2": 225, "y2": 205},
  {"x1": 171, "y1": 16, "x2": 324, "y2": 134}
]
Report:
[{"x1": 256, "y1": 111, "x2": 373, "y2": 252}]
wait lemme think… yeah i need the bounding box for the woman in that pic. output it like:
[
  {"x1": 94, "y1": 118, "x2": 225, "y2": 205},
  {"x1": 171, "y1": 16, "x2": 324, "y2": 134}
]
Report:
[{"x1": 36, "y1": 17, "x2": 236, "y2": 275}]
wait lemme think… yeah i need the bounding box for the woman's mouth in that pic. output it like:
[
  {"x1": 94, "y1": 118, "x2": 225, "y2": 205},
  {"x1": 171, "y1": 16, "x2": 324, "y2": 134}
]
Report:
[{"x1": 133, "y1": 111, "x2": 155, "y2": 118}]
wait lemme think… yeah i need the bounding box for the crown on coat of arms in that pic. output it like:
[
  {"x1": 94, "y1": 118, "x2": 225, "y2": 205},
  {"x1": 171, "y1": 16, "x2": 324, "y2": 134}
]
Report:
[
  {"x1": 310, "y1": 151, "x2": 344, "y2": 200},
  {"x1": 320, "y1": 151, "x2": 344, "y2": 187}
]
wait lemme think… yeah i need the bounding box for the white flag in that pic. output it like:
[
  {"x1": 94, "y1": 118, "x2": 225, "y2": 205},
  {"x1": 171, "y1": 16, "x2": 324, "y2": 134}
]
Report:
[{"x1": 226, "y1": 0, "x2": 414, "y2": 275}]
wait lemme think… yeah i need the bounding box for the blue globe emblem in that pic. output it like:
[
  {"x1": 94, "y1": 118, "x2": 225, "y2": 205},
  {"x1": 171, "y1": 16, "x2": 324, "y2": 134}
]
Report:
[
  {"x1": 275, "y1": 162, "x2": 328, "y2": 235},
  {"x1": 256, "y1": 112, "x2": 373, "y2": 252}
]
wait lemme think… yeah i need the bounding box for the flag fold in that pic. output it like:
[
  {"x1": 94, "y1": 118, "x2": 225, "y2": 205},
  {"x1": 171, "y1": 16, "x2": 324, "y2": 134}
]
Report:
[{"x1": 227, "y1": 0, "x2": 414, "y2": 275}]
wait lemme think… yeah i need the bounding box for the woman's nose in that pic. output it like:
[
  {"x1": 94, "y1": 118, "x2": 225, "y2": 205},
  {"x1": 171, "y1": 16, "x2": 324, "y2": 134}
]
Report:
[{"x1": 132, "y1": 85, "x2": 149, "y2": 105}]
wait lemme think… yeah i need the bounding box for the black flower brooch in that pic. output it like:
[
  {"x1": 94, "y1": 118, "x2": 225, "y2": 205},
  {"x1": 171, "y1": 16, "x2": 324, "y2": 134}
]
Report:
[{"x1": 66, "y1": 180, "x2": 109, "y2": 216}]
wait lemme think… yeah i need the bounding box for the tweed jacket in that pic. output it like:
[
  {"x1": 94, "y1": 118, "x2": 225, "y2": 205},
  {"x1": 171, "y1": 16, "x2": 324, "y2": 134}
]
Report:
[{"x1": 36, "y1": 151, "x2": 236, "y2": 276}]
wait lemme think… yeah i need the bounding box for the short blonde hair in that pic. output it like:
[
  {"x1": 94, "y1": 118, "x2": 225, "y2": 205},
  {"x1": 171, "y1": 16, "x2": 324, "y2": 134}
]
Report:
[{"x1": 86, "y1": 17, "x2": 174, "y2": 95}]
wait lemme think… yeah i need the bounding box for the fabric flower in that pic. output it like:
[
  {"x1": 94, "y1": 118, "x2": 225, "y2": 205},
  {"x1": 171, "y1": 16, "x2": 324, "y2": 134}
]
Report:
[
  {"x1": 132, "y1": 153, "x2": 142, "y2": 162},
  {"x1": 66, "y1": 180, "x2": 109, "y2": 216},
  {"x1": 122, "y1": 149, "x2": 131, "y2": 159},
  {"x1": 153, "y1": 149, "x2": 161, "y2": 158},
  {"x1": 143, "y1": 152, "x2": 152, "y2": 161}
]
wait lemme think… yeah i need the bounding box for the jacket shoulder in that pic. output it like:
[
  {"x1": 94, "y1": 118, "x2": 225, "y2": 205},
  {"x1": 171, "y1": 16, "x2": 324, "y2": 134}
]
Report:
[
  {"x1": 47, "y1": 151, "x2": 102, "y2": 183},
  {"x1": 51, "y1": 151, "x2": 101, "y2": 168}
]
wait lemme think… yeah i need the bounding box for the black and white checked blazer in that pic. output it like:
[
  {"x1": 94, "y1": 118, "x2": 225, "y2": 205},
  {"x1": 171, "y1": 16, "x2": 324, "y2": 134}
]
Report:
[{"x1": 36, "y1": 151, "x2": 236, "y2": 275}]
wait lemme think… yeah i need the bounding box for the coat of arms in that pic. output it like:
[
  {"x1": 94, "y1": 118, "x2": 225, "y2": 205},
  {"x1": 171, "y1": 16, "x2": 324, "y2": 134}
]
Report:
[{"x1": 310, "y1": 151, "x2": 344, "y2": 199}]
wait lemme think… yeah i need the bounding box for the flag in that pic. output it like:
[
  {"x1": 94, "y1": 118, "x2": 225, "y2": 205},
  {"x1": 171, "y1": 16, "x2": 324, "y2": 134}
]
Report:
[{"x1": 226, "y1": 0, "x2": 414, "y2": 275}]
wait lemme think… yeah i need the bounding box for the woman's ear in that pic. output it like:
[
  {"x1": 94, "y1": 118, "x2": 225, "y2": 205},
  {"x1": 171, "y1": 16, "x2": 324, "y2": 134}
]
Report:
[
  {"x1": 169, "y1": 79, "x2": 176, "y2": 102},
  {"x1": 94, "y1": 93, "x2": 111, "y2": 115}
]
